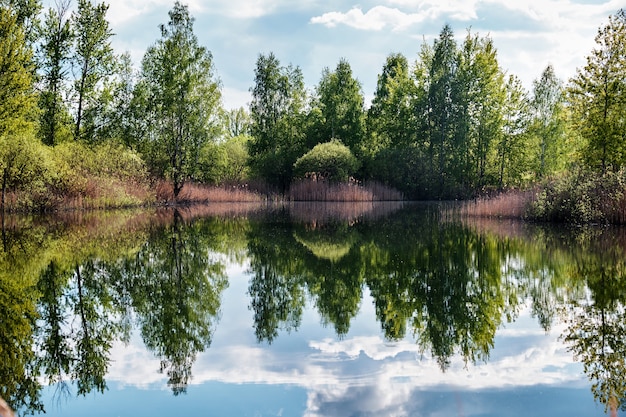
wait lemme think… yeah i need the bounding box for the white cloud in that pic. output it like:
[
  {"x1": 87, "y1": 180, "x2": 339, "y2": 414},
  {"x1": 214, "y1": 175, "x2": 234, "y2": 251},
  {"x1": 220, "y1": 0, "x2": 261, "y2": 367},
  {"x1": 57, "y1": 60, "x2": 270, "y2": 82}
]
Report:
[
  {"x1": 388, "y1": 0, "x2": 480, "y2": 20},
  {"x1": 310, "y1": 6, "x2": 426, "y2": 31}
]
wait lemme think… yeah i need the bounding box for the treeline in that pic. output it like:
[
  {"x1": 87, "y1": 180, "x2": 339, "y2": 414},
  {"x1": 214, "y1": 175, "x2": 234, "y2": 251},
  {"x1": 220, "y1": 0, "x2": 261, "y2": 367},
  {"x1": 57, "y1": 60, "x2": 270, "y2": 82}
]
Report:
[{"x1": 0, "y1": 0, "x2": 625, "y2": 209}]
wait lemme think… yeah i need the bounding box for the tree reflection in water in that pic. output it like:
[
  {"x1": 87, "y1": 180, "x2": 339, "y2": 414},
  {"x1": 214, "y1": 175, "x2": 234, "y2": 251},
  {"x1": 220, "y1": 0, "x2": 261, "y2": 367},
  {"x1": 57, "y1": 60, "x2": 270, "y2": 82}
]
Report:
[{"x1": 0, "y1": 204, "x2": 626, "y2": 414}]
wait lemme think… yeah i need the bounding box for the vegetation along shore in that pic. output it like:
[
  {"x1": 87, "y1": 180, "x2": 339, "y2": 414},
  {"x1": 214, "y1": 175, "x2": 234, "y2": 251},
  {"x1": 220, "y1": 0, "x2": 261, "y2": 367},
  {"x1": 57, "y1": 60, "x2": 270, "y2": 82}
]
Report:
[{"x1": 1, "y1": 1, "x2": 625, "y2": 223}]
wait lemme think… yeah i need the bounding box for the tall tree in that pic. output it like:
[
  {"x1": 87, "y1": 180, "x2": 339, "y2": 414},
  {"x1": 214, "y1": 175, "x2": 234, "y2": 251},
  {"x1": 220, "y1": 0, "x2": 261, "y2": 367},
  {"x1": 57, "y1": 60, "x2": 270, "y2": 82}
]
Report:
[
  {"x1": 223, "y1": 106, "x2": 250, "y2": 138},
  {"x1": 138, "y1": 1, "x2": 222, "y2": 197},
  {"x1": 311, "y1": 58, "x2": 366, "y2": 157},
  {"x1": 37, "y1": 0, "x2": 73, "y2": 145},
  {"x1": 0, "y1": 6, "x2": 37, "y2": 137},
  {"x1": 427, "y1": 24, "x2": 458, "y2": 195},
  {"x1": 530, "y1": 64, "x2": 566, "y2": 178},
  {"x1": 367, "y1": 53, "x2": 415, "y2": 154},
  {"x1": 71, "y1": 0, "x2": 114, "y2": 141},
  {"x1": 0, "y1": 0, "x2": 41, "y2": 49},
  {"x1": 568, "y1": 9, "x2": 626, "y2": 172},
  {"x1": 496, "y1": 75, "x2": 530, "y2": 187},
  {"x1": 0, "y1": 6, "x2": 46, "y2": 211},
  {"x1": 248, "y1": 52, "x2": 306, "y2": 191}
]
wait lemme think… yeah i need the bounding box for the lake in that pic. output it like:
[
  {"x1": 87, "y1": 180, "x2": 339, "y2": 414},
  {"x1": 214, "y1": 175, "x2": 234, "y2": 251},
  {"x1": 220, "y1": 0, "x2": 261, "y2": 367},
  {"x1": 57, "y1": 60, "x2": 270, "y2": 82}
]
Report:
[{"x1": 0, "y1": 202, "x2": 624, "y2": 416}]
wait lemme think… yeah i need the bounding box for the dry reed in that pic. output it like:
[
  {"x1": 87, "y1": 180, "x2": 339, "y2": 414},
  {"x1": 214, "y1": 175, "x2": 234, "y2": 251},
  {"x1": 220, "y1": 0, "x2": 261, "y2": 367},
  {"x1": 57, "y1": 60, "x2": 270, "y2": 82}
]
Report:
[
  {"x1": 288, "y1": 178, "x2": 403, "y2": 202},
  {"x1": 157, "y1": 181, "x2": 265, "y2": 205},
  {"x1": 458, "y1": 190, "x2": 533, "y2": 219}
]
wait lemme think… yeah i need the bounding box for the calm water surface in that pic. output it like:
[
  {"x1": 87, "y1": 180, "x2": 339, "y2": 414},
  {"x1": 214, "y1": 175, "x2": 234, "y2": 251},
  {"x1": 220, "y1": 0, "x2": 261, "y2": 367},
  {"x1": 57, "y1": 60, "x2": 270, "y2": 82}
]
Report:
[{"x1": 1, "y1": 202, "x2": 624, "y2": 416}]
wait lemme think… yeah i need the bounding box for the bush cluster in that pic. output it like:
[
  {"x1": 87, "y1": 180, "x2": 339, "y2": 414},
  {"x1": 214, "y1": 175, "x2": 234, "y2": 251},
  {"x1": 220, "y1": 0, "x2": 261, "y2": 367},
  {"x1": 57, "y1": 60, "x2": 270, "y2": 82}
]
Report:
[{"x1": 527, "y1": 169, "x2": 626, "y2": 224}]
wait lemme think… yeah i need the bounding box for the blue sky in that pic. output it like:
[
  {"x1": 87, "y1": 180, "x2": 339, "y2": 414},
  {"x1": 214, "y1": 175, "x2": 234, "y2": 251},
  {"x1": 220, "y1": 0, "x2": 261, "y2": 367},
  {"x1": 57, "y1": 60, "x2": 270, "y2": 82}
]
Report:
[{"x1": 47, "y1": 0, "x2": 626, "y2": 109}]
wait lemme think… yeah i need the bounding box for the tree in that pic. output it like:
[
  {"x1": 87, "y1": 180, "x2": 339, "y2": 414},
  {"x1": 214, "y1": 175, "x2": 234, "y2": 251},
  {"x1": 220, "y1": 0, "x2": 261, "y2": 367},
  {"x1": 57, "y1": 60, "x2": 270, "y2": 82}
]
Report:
[
  {"x1": 496, "y1": 74, "x2": 530, "y2": 187},
  {"x1": 223, "y1": 106, "x2": 250, "y2": 138},
  {"x1": 37, "y1": 0, "x2": 73, "y2": 145},
  {"x1": 138, "y1": 1, "x2": 222, "y2": 197},
  {"x1": 366, "y1": 53, "x2": 415, "y2": 169},
  {"x1": 71, "y1": 0, "x2": 115, "y2": 141},
  {"x1": 0, "y1": 0, "x2": 41, "y2": 51},
  {"x1": 568, "y1": 9, "x2": 626, "y2": 172},
  {"x1": 0, "y1": 6, "x2": 37, "y2": 137},
  {"x1": 88, "y1": 52, "x2": 139, "y2": 145},
  {"x1": 0, "y1": 6, "x2": 49, "y2": 211},
  {"x1": 248, "y1": 52, "x2": 306, "y2": 191},
  {"x1": 311, "y1": 58, "x2": 366, "y2": 157},
  {"x1": 530, "y1": 64, "x2": 566, "y2": 178},
  {"x1": 426, "y1": 24, "x2": 458, "y2": 195}
]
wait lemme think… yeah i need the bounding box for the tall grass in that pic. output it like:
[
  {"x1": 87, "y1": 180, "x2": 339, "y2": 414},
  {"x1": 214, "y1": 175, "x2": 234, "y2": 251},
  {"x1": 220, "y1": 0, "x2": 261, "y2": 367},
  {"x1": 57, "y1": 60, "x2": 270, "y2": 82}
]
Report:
[
  {"x1": 458, "y1": 190, "x2": 532, "y2": 219},
  {"x1": 288, "y1": 178, "x2": 403, "y2": 201},
  {"x1": 156, "y1": 181, "x2": 265, "y2": 205}
]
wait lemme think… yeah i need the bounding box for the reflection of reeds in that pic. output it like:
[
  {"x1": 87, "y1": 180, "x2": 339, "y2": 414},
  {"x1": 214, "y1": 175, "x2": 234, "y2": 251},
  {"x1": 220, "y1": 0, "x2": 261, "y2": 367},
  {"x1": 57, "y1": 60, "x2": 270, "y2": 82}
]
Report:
[
  {"x1": 288, "y1": 179, "x2": 403, "y2": 202},
  {"x1": 457, "y1": 190, "x2": 533, "y2": 219},
  {"x1": 288, "y1": 201, "x2": 404, "y2": 225},
  {"x1": 455, "y1": 215, "x2": 535, "y2": 241},
  {"x1": 155, "y1": 202, "x2": 268, "y2": 223}
]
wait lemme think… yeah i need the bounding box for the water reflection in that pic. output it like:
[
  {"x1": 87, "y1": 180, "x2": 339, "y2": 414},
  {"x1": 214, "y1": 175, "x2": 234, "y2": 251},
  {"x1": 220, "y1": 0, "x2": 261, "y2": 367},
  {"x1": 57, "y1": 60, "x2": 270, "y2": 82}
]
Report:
[{"x1": 0, "y1": 204, "x2": 625, "y2": 415}]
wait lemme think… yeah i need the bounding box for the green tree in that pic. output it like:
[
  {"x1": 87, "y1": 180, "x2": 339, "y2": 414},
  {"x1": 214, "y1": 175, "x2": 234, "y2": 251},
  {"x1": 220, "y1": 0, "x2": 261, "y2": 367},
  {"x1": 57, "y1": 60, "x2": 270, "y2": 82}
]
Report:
[
  {"x1": 311, "y1": 59, "x2": 366, "y2": 158},
  {"x1": 293, "y1": 139, "x2": 359, "y2": 182},
  {"x1": 0, "y1": 0, "x2": 41, "y2": 48},
  {"x1": 0, "y1": 6, "x2": 49, "y2": 211},
  {"x1": 530, "y1": 64, "x2": 566, "y2": 178},
  {"x1": 223, "y1": 106, "x2": 250, "y2": 138},
  {"x1": 426, "y1": 24, "x2": 458, "y2": 195},
  {"x1": 138, "y1": 1, "x2": 222, "y2": 197},
  {"x1": 88, "y1": 52, "x2": 139, "y2": 145},
  {"x1": 366, "y1": 53, "x2": 415, "y2": 178},
  {"x1": 0, "y1": 6, "x2": 37, "y2": 137},
  {"x1": 457, "y1": 33, "x2": 505, "y2": 190},
  {"x1": 37, "y1": 0, "x2": 73, "y2": 145},
  {"x1": 197, "y1": 134, "x2": 250, "y2": 184},
  {"x1": 248, "y1": 52, "x2": 306, "y2": 191},
  {"x1": 71, "y1": 0, "x2": 115, "y2": 141},
  {"x1": 568, "y1": 9, "x2": 626, "y2": 172},
  {"x1": 495, "y1": 75, "x2": 530, "y2": 187}
]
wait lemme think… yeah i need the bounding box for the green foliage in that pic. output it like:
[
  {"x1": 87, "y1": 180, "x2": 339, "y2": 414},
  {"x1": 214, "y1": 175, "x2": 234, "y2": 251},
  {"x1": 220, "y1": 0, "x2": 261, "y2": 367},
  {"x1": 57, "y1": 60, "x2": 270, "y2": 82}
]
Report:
[
  {"x1": 527, "y1": 169, "x2": 626, "y2": 224},
  {"x1": 367, "y1": 53, "x2": 415, "y2": 148},
  {"x1": 529, "y1": 64, "x2": 567, "y2": 178},
  {"x1": 248, "y1": 52, "x2": 307, "y2": 191},
  {"x1": 568, "y1": 9, "x2": 626, "y2": 172},
  {"x1": 366, "y1": 26, "x2": 512, "y2": 199},
  {"x1": 495, "y1": 75, "x2": 532, "y2": 187},
  {"x1": 197, "y1": 134, "x2": 250, "y2": 184},
  {"x1": 71, "y1": 0, "x2": 115, "y2": 141},
  {"x1": 310, "y1": 59, "x2": 366, "y2": 157},
  {"x1": 37, "y1": 0, "x2": 73, "y2": 146},
  {"x1": 0, "y1": 6, "x2": 37, "y2": 138},
  {"x1": 0, "y1": 132, "x2": 51, "y2": 190},
  {"x1": 293, "y1": 139, "x2": 359, "y2": 182},
  {"x1": 137, "y1": 1, "x2": 221, "y2": 197}
]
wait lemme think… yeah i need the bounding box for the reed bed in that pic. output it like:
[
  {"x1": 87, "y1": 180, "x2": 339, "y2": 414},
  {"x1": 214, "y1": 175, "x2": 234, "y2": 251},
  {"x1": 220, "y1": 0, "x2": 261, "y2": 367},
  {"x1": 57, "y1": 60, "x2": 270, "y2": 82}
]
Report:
[
  {"x1": 157, "y1": 181, "x2": 265, "y2": 204},
  {"x1": 457, "y1": 190, "x2": 533, "y2": 219},
  {"x1": 288, "y1": 178, "x2": 403, "y2": 202}
]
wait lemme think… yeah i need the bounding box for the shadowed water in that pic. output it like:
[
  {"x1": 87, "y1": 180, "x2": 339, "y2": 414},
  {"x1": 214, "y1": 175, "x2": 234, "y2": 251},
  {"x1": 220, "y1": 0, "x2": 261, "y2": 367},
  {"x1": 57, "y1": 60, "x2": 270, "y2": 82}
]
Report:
[{"x1": 0, "y1": 203, "x2": 624, "y2": 416}]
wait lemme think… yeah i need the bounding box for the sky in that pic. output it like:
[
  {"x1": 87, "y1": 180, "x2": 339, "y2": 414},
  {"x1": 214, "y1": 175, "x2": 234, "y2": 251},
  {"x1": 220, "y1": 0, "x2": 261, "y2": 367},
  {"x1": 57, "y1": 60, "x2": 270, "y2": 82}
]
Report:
[{"x1": 45, "y1": 0, "x2": 626, "y2": 109}]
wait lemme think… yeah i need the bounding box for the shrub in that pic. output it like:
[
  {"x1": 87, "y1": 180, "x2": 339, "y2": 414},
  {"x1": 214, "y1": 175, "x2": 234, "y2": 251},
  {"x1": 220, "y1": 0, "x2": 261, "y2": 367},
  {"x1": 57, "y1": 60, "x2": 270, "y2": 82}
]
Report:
[
  {"x1": 293, "y1": 139, "x2": 359, "y2": 182},
  {"x1": 526, "y1": 169, "x2": 626, "y2": 224}
]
